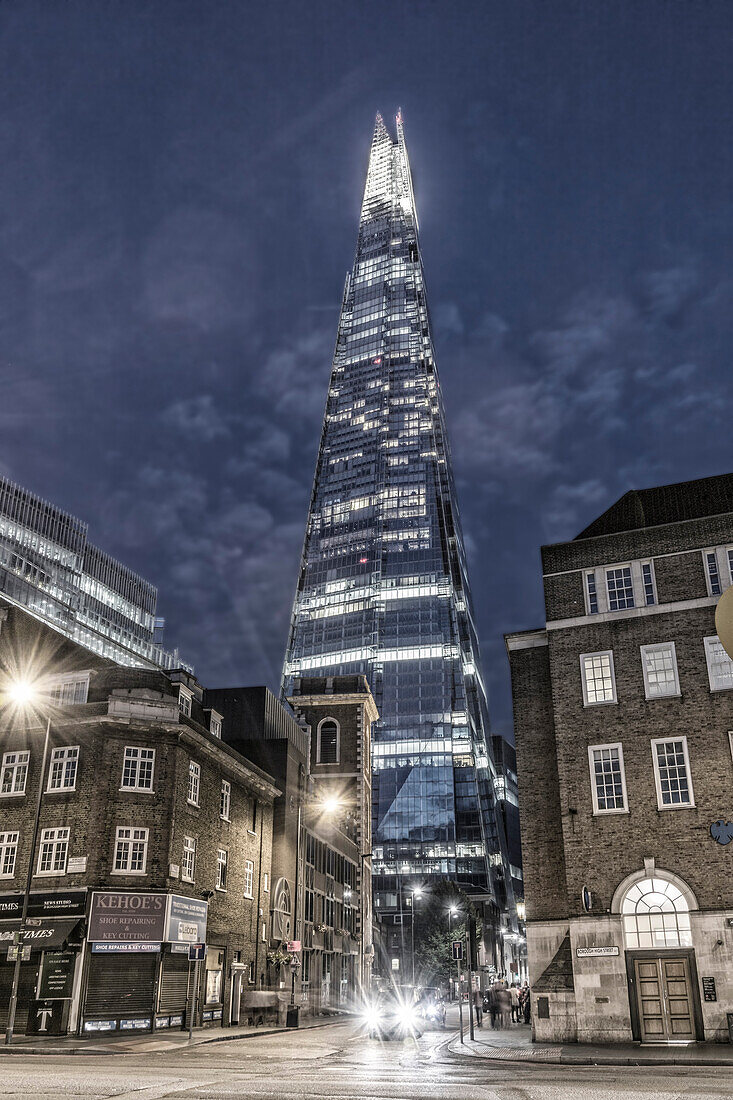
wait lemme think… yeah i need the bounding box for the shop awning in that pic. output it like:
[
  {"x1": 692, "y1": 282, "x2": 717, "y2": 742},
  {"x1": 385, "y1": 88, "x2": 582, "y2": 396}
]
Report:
[{"x1": 0, "y1": 917, "x2": 83, "y2": 949}]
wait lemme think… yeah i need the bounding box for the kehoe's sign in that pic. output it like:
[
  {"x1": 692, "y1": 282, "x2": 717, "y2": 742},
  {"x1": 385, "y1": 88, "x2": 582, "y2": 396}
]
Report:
[{"x1": 89, "y1": 892, "x2": 167, "y2": 944}]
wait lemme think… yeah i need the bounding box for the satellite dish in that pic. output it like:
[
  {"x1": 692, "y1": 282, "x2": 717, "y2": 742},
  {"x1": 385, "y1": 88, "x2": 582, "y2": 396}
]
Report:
[{"x1": 714, "y1": 586, "x2": 733, "y2": 662}]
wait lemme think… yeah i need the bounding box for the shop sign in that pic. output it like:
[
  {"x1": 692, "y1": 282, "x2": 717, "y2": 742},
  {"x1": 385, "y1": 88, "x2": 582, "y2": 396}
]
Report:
[
  {"x1": 89, "y1": 892, "x2": 167, "y2": 944},
  {"x1": 39, "y1": 951, "x2": 76, "y2": 999},
  {"x1": 166, "y1": 895, "x2": 208, "y2": 944},
  {"x1": 84, "y1": 1019, "x2": 117, "y2": 1032},
  {"x1": 0, "y1": 917, "x2": 81, "y2": 948},
  {"x1": 66, "y1": 857, "x2": 87, "y2": 874},
  {"x1": 576, "y1": 946, "x2": 619, "y2": 957},
  {"x1": 120, "y1": 1018, "x2": 150, "y2": 1030},
  {"x1": 0, "y1": 891, "x2": 87, "y2": 920},
  {"x1": 91, "y1": 942, "x2": 160, "y2": 953}
]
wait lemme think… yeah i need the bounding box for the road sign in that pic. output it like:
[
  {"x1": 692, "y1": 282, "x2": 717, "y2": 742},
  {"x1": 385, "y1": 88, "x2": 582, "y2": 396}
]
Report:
[
  {"x1": 287, "y1": 941, "x2": 301, "y2": 953},
  {"x1": 452, "y1": 940, "x2": 463, "y2": 961},
  {"x1": 188, "y1": 943, "x2": 206, "y2": 962}
]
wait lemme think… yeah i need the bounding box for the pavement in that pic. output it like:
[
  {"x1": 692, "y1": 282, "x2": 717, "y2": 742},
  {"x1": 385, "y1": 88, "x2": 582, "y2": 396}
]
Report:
[
  {"x1": 448, "y1": 1015, "x2": 733, "y2": 1067},
  {"x1": 0, "y1": 1011, "x2": 347, "y2": 1055}
]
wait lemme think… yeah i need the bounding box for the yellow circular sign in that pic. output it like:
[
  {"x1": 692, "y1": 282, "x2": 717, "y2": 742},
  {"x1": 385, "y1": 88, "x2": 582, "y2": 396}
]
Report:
[{"x1": 714, "y1": 586, "x2": 733, "y2": 662}]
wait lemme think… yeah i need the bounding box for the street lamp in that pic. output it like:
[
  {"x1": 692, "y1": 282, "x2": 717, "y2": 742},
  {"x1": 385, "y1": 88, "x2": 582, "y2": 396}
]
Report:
[
  {"x1": 3, "y1": 681, "x2": 52, "y2": 1045},
  {"x1": 408, "y1": 887, "x2": 423, "y2": 989}
]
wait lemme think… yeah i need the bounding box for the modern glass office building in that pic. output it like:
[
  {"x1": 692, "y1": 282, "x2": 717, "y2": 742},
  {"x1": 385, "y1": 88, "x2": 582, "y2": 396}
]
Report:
[
  {"x1": 0, "y1": 475, "x2": 189, "y2": 671},
  {"x1": 283, "y1": 113, "x2": 514, "y2": 931}
]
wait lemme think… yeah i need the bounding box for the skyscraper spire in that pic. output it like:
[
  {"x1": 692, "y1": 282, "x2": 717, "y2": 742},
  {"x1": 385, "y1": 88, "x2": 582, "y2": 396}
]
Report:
[{"x1": 283, "y1": 113, "x2": 515, "y2": 963}]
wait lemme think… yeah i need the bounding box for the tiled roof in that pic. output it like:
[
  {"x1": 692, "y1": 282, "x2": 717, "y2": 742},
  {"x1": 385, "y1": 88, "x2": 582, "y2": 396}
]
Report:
[{"x1": 576, "y1": 473, "x2": 733, "y2": 539}]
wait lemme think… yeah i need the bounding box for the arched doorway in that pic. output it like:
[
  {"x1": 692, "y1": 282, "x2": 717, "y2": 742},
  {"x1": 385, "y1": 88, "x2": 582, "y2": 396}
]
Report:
[{"x1": 617, "y1": 872, "x2": 700, "y2": 1043}]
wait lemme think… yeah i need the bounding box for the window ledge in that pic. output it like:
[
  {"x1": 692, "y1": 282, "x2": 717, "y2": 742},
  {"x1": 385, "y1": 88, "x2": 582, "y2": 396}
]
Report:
[
  {"x1": 0, "y1": 792, "x2": 26, "y2": 798},
  {"x1": 645, "y1": 693, "x2": 682, "y2": 702},
  {"x1": 656, "y1": 802, "x2": 695, "y2": 811},
  {"x1": 181, "y1": 877, "x2": 194, "y2": 884},
  {"x1": 45, "y1": 788, "x2": 77, "y2": 795},
  {"x1": 220, "y1": 816, "x2": 231, "y2": 824},
  {"x1": 592, "y1": 808, "x2": 630, "y2": 816},
  {"x1": 243, "y1": 893, "x2": 254, "y2": 900},
  {"x1": 119, "y1": 787, "x2": 156, "y2": 795},
  {"x1": 247, "y1": 830, "x2": 257, "y2": 837},
  {"x1": 35, "y1": 871, "x2": 66, "y2": 877},
  {"x1": 583, "y1": 700, "x2": 618, "y2": 708},
  {"x1": 215, "y1": 886, "x2": 227, "y2": 893},
  {"x1": 110, "y1": 870, "x2": 149, "y2": 876},
  {"x1": 187, "y1": 800, "x2": 200, "y2": 809}
]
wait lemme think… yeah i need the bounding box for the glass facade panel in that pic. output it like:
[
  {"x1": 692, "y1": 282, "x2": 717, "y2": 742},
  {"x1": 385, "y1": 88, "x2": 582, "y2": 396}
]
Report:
[{"x1": 282, "y1": 113, "x2": 512, "y2": 912}]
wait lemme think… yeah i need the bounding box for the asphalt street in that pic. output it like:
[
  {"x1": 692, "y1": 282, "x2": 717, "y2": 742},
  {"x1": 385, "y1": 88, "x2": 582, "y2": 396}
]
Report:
[{"x1": 2, "y1": 1019, "x2": 733, "y2": 1100}]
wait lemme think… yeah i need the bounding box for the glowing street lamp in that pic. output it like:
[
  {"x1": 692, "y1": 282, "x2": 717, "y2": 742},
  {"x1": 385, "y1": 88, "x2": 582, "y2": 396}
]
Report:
[{"x1": 3, "y1": 680, "x2": 53, "y2": 1044}]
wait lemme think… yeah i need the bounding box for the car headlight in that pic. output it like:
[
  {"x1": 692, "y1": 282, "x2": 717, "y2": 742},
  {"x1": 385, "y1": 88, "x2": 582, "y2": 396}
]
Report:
[
  {"x1": 399, "y1": 1006, "x2": 417, "y2": 1027},
  {"x1": 363, "y1": 1007, "x2": 381, "y2": 1028}
]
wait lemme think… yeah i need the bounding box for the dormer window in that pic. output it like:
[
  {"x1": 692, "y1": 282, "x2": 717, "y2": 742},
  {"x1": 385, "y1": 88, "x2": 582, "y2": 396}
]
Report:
[
  {"x1": 178, "y1": 687, "x2": 192, "y2": 717},
  {"x1": 48, "y1": 672, "x2": 90, "y2": 706},
  {"x1": 208, "y1": 711, "x2": 223, "y2": 739}
]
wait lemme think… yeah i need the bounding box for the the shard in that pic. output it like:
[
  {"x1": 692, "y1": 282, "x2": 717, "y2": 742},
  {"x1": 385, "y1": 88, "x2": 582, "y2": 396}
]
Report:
[{"x1": 283, "y1": 112, "x2": 515, "y2": 955}]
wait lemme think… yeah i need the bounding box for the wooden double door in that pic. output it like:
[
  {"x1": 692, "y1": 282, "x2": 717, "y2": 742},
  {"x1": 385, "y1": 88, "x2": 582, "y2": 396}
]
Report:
[{"x1": 633, "y1": 955, "x2": 696, "y2": 1042}]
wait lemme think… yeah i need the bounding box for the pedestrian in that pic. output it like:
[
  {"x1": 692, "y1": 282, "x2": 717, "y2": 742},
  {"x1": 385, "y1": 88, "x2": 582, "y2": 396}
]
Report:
[
  {"x1": 510, "y1": 983, "x2": 520, "y2": 1023},
  {"x1": 496, "y1": 981, "x2": 512, "y2": 1029},
  {"x1": 473, "y1": 987, "x2": 483, "y2": 1028},
  {"x1": 519, "y1": 982, "x2": 531, "y2": 1025},
  {"x1": 487, "y1": 984, "x2": 500, "y2": 1029}
]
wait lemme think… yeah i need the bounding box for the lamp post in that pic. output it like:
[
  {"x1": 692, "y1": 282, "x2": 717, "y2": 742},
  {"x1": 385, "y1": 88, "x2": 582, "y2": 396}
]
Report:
[
  {"x1": 448, "y1": 904, "x2": 464, "y2": 1043},
  {"x1": 3, "y1": 682, "x2": 51, "y2": 1045},
  {"x1": 409, "y1": 888, "x2": 422, "y2": 989}
]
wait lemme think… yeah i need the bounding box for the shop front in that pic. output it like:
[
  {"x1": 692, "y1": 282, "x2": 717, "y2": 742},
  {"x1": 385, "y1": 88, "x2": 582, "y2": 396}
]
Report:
[
  {"x1": 82, "y1": 890, "x2": 207, "y2": 1034},
  {"x1": 0, "y1": 890, "x2": 87, "y2": 1036}
]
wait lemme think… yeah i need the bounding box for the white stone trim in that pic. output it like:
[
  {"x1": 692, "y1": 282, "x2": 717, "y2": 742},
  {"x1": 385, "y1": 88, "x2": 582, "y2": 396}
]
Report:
[
  {"x1": 611, "y1": 862, "x2": 699, "y2": 913},
  {"x1": 547, "y1": 595, "x2": 717, "y2": 631},
  {"x1": 505, "y1": 630, "x2": 548, "y2": 651}
]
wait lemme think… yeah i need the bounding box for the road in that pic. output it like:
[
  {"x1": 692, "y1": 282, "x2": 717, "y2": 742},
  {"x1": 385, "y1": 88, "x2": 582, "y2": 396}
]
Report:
[{"x1": 1, "y1": 1018, "x2": 732, "y2": 1099}]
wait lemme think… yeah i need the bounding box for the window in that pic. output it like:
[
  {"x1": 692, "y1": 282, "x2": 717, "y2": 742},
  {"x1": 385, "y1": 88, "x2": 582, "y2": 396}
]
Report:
[
  {"x1": 588, "y1": 744, "x2": 628, "y2": 813},
  {"x1": 1, "y1": 751, "x2": 29, "y2": 796},
  {"x1": 606, "y1": 566, "x2": 635, "y2": 611},
  {"x1": 641, "y1": 562, "x2": 656, "y2": 606},
  {"x1": 728, "y1": 548, "x2": 733, "y2": 585},
  {"x1": 251, "y1": 800, "x2": 257, "y2": 833},
  {"x1": 580, "y1": 651, "x2": 617, "y2": 705},
  {"x1": 317, "y1": 718, "x2": 340, "y2": 764},
  {"x1": 113, "y1": 827, "x2": 149, "y2": 874},
  {"x1": 121, "y1": 747, "x2": 155, "y2": 791},
  {"x1": 216, "y1": 848, "x2": 228, "y2": 891},
  {"x1": 37, "y1": 827, "x2": 69, "y2": 874},
  {"x1": 178, "y1": 688, "x2": 192, "y2": 717},
  {"x1": 209, "y1": 713, "x2": 222, "y2": 739},
  {"x1": 47, "y1": 746, "x2": 79, "y2": 791},
  {"x1": 244, "y1": 859, "x2": 254, "y2": 898},
  {"x1": 220, "y1": 780, "x2": 231, "y2": 821},
  {"x1": 48, "y1": 673, "x2": 89, "y2": 705},
  {"x1": 622, "y1": 877, "x2": 692, "y2": 948},
  {"x1": 705, "y1": 635, "x2": 733, "y2": 692},
  {"x1": 0, "y1": 832, "x2": 19, "y2": 877},
  {"x1": 640, "y1": 643, "x2": 680, "y2": 699},
  {"x1": 705, "y1": 551, "x2": 722, "y2": 596},
  {"x1": 187, "y1": 761, "x2": 200, "y2": 806},
  {"x1": 182, "y1": 836, "x2": 196, "y2": 882},
  {"x1": 585, "y1": 571, "x2": 598, "y2": 614},
  {"x1": 652, "y1": 738, "x2": 694, "y2": 808},
  {"x1": 263, "y1": 872, "x2": 269, "y2": 893}
]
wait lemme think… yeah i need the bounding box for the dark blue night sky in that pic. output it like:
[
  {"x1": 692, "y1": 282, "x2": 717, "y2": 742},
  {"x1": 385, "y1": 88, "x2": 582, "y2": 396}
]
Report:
[{"x1": 1, "y1": 1, "x2": 732, "y2": 733}]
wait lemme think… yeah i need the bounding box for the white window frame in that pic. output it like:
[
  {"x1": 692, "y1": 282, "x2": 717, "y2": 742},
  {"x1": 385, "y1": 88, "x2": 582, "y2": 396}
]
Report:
[
  {"x1": 182, "y1": 835, "x2": 196, "y2": 883},
  {"x1": 112, "y1": 826, "x2": 149, "y2": 875},
  {"x1": 120, "y1": 746, "x2": 155, "y2": 792},
  {"x1": 0, "y1": 750, "x2": 29, "y2": 796},
  {"x1": 580, "y1": 650, "x2": 617, "y2": 706},
  {"x1": 46, "y1": 746, "x2": 79, "y2": 792},
  {"x1": 187, "y1": 760, "x2": 201, "y2": 806},
  {"x1": 37, "y1": 827, "x2": 69, "y2": 875},
  {"x1": 703, "y1": 547, "x2": 733, "y2": 597},
  {"x1": 178, "y1": 687, "x2": 192, "y2": 717},
  {"x1": 605, "y1": 564, "x2": 635, "y2": 612},
  {"x1": 588, "y1": 743, "x2": 628, "y2": 815},
  {"x1": 640, "y1": 642, "x2": 681, "y2": 700},
  {"x1": 729, "y1": 731, "x2": 733, "y2": 766},
  {"x1": 640, "y1": 560, "x2": 656, "y2": 606},
  {"x1": 244, "y1": 859, "x2": 254, "y2": 899},
  {"x1": 584, "y1": 570, "x2": 599, "y2": 614},
  {"x1": 704, "y1": 635, "x2": 733, "y2": 692},
  {"x1": 316, "y1": 717, "x2": 341, "y2": 764},
  {"x1": 47, "y1": 671, "x2": 90, "y2": 705},
  {"x1": 216, "y1": 848, "x2": 228, "y2": 892},
  {"x1": 209, "y1": 711, "x2": 223, "y2": 739},
  {"x1": 263, "y1": 872, "x2": 269, "y2": 893},
  {"x1": 0, "y1": 832, "x2": 19, "y2": 877},
  {"x1": 651, "y1": 737, "x2": 695, "y2": 810},
  {"x1": 220, "y1": 779, "x2": 231, "y2": 821}
]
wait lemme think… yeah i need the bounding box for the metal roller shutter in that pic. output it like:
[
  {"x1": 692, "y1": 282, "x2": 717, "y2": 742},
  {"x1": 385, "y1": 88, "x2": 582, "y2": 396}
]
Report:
[
  {"x1": 84, "y1": 953, "x2": 156, "y2": 1017},
  {"x1": 158, "y1": 954, "x2": 190, "y2": 1014}
]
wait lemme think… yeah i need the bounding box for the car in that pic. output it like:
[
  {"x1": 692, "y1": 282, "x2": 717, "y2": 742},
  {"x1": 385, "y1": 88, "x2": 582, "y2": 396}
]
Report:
[{"x1": 362, "y1": 991, "x2": 424, "y2": 1040}]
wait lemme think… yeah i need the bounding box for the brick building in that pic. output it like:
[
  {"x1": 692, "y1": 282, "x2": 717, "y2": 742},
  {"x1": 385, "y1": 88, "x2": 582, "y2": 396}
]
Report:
[
  {"x1": 506, "y1": 474, "x2": 733, "y2": 1045},
  {"x1": 0, "y1": 599, "x2": 277, "y2": 1036},
  {"x1": 207, "y1": 675, "x2": 376, "y2": 1013}
]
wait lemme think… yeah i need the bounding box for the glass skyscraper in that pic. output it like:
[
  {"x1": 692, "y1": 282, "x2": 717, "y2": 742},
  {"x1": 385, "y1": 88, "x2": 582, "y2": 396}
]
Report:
[
  {"x1": 0, "y1": 475, "x2": 189, "y2": 672},
  {"x1": 283, "y1": 113, "x2": 514, "y2": 932}
]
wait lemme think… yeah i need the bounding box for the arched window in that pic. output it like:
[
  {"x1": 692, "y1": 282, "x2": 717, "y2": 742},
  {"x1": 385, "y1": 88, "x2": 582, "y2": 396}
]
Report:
[
  {"x1": 621, "y1": 877, "x2": 692, "y2": 948},
  {"x1": 317, "y1": 718, "x2": 340, "y2": 764}
]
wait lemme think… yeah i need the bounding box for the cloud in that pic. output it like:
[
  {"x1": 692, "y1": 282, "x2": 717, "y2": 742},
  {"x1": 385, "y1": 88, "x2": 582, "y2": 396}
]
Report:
[{"x1": 161, "y1": 395, "x2": 230, "y2": 441}]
